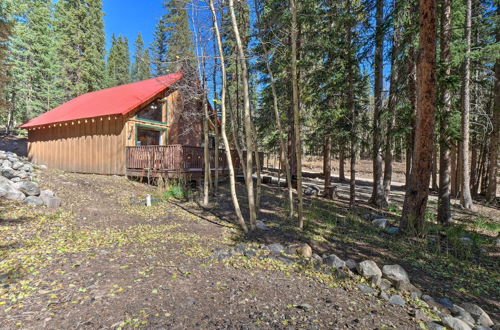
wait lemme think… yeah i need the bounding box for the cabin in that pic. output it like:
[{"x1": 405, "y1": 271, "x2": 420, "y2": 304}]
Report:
[{"x1": 20, "y1": 72, "x2": 244, "y2": 180}]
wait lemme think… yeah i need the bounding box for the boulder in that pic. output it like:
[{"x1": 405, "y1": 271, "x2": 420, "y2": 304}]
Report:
[
  {"x1": 297, "y1": 243, "x2": 313, "y2": 258},
  {"x1": 389, "y1": 294, "x2": 406, "y2": 307},
  {"x1": 472, "y1": 326, "x2": 493, "y2": 330},
  {"x1": 357, "y1": 260, "x2": 382, "y2": 285},
  {"x1": 426, "y1": 322, "x2": 446, "y2": 330},
  {"x1": 382, "y1": 264, "x2": 410, "y2": 284},
  {"x1": 38, "y1": 164, "x2": 48, "y2": 170},
  {"x1": 13, "y1": 181, "x2": 40, "y2": 196},
  {"x1": 1, "y1": 159, "x2": 12, "y2": 168},
  {"x1": 10, "y1": 177, "x2": 21, "y2": 182},
  {"x1": 324, "y1": 254, "x2": 346, "y2": 268},
  {"x1": 41, "y1": 195, "x2": 62, "y2": 208},
  {"x1": 24, "y1": 196, "x2": 44, "y2": 206},
  {"x1": 377, "y1": 278, "x2": 392, "y2": 291},
  {"x1": 21, "y1": 164, "x2": 33, "y2": 172},
  {"x1": 345, "y1": 259, "x2": 358, "y2": 271},
  {"x1": 11, "y1": 161, "x2": 23, "y2": 170},
  {"x1": 436, "y1": 297, "x2": 454, "y2": 309},
  {"x1": 440, "y1": 314, "x2": 472, "y2": 330},
  {"x1": 0, "y1": 181, "x2": 25, "y2": 201},
  {"x1": 256, "y1": 220, "x2": 269, "y2": 230},
  {"x1": 451, "y1": 305, "x2": 476, "y2": 327},
  {"x1": 268, "y1": 243, "x2": 285, "y2": 254},
  {"x1": 16, "y1": 170, "x2": 28, "y2": 179},
  {"x1": 460, "y1": 303, "x2": 494, "y2": 327},
  {"x1": 396, "y1": 281, "x2": 422, "y2": 298},
  {"x1": 1, "y1": 167, "x2": 16, "y2": 179},
  {"x1": 379, "y1": 291, "x2": 389, "y2": 301},
  {"x1": 372, "y1": 218, "x2": 388, "y2": 229},
  {"x1": 387, "y1": 226, "x2": 400, "y2": 234},
  {"x1": 357, "y1": 283, "x2": 376, "y2": 295}
]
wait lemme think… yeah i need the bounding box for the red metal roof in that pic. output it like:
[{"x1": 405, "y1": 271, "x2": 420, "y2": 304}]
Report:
[{"x1": 20, "y1": 72, "x2": 183, "y2": 129}]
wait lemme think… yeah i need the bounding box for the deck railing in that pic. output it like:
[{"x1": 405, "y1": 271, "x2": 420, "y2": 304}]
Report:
[{"x1": 125, "y1": 144, "x2": 261, "y2": 173}]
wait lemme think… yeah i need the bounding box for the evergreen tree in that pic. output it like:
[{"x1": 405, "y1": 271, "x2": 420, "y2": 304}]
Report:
[
  {"x1": 151, "y1": 0, "x2": 195, "y2": 75},
  {"x1": 6, "y1": 0, "x2": 61, "y2": 125},
  {"x1": 55, "y1": 0, "x2": 106, "y2": 100},
  {"x1": 0, "y1": 0, "x2": 12, "y2": 125},
  {"x1": 132, "y1": 33, "x2": 151, "y2": 81},
  {"x1": 106, "y1": 34, "x2": 131, "y2": 87}
]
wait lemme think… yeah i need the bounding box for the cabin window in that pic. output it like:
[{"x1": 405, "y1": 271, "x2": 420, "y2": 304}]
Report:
[
  {"x1": 136, "y1": 99, "x2": 163, "y2": 123},
  {"x1": 136, "y1": 127, "x2": 162, "y2": 146}
]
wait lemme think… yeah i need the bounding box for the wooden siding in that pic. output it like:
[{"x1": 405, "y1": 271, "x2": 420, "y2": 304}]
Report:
[{"x1": 27, "y1": 116, "x2": 127, "y2": 175}]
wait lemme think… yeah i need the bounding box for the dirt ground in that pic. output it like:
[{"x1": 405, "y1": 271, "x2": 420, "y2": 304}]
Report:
[{"x1": 1, "y1": 170, "x2": 421, "y2": 329}]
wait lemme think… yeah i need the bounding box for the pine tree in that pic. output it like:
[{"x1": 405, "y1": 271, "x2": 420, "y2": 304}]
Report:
[
  {"x1": 151, "y1": 0, "x2": 195, "y2": 76},
  {"x1": 6, "y1": 0, "x2": 62, "y2": 125},
  {"x1": 55, "y1": 0, "x2": 106, "y2": 100},
  {"x1": 132, "y1": 33, "x2": 151, "y2": 81},
  {"x1": 106, "y1": 34, "x2": 131, "y2": 87},
  {"x1": 0, "y1": 0, "x2": 12, "y2": 125}
]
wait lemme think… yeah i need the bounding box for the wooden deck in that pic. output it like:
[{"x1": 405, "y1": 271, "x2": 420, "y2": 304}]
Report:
[{"x1": 125, "y1": 144, "x2": 260, "y2": 180}]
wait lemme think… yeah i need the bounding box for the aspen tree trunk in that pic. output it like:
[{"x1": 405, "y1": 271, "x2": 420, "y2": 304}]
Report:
[
  {"x1": 213, "y1": 48, "x2": 219, "y2": 195},
  {"x1": 255, "y1": 9, "x2": 294, "y2": 217},
  {"x1": 401, "y1": 0, "x2": 437, "y2": 233},
  {"x1": 486, "y1": 4, "x2": 500, "y2": 201},
  {"x1": 290, "y1": 0, "x2": 303, "y2": 228},
  {"x1": 209, "y1": 0, "x2": 247, "y2": 233},
  {"x1": 324, "y1": 136, "x2": 332, "y2": 189},
  {"x1": 347, "y1": 13, "x2": 356, "y2": 208},
  {"x1": 203, "y1": 94, "x2": 210, "y2": 207},
  {"x1": 229, "y1": 0, "x2": 257, "y2": 229},
  {"x1": 370, "y1": 0, "x2": 386, "y2": 207},
  {"x1": 460, "y1": 0, "x2": 473, "y2": 209},
  {"x1": 437, "y1": 0, "x2": 452, "y2": 224},
  {"x1": 384, "y1": 10, "x2": 401, "y2": 204}
]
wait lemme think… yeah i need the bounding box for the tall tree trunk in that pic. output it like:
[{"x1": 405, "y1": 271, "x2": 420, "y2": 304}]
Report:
[
  {"x1": 290, "y1": 0, "x2": 304, "y2": 228},
  {"x1": 401, "y1": 0, "x2": 437, "y2": 233},
  {"x1": 347, "y1": 13, "x2": 356, "y2": 208},
  {"x1": 203, "y1": 94, "x2": 210, "y2": 206},
  {"x1": 432, "y1": 145, "x2": 438, "y2": 190},
  {"x1": 229, "y1": 0, "x2": 257, "y2": 229},
  {"x1": 437, "y1": 0, "x2": 452, "y2": 224},
  {"x1": 384, "y1": 8, "x2": 401, "y2": 204},
  {"x1": 486, "y1": 4, "x2": 500, "y2": 201},
  {"x1": 339, "y1": 147, "x2": 346, "y2": 182},
  {"x1": 324, "y1": 136, "x2": 332, "y2": 189},
  {"x1": 405, "y1": 50, "x2": 417, "y2": 186},
  {"x1": 370, "y1": 0, "x2": 386, "y2": 207},
  {"x1": 209, "y1": 0, "x2": 248, "y2": 233},
  {"x1": 470, "y1": 131, "x2": 478, "y2": 197},
  {"x1": 254, "y1": 3, "x2": 294, "y2": 218},
  {"x1": 451, "y1": 143, "x2": 458, "y2": 196},
  {"x1": 460, "y1": 0, "x2": 473, "y2": 209}
]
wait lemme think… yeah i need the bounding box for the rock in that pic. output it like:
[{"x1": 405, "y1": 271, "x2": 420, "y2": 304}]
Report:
[
  {"x1": 377, "y1": 278, "x2": 392, "y2": 291},
  {"x1": 426, "y1": 322, "x2": 446, "y2": 330},
  {"x1": 268, "y1": 243, "x2": 285, "y2": 254},
  {"x1": 496, "y1": 238, "x2": 500, "y2": 248},
  {"x1": 39, "y1": 189, "x2": 55, "y2": 198},
  {"x1": 379, "y1": 291, "x2": 389, "y2": 301},
  {"x1": 13, "y1": 181, "x2": 40, "y2": 196},
  {"x1": 11, "y1": 161, "x2": 23, "y2": 170},
  {"x1": 345, "y1": 259, "x2": 357, "y2": 270},
  {"x1": 460, "y1": 303, "x2": 494, "y2": 327},
  {"x1": 422, "y1": 295, "x2": 435, "y2": 303},
  {"x1": 387, "y1": 226, "x2": 400, "y2": 234},
  {"x1": 296, "y1": 303, "x2": 313, "y2": 311},
  {"x1": 297, "y1": 243, "x2": 312, "y2": 258},
  {"x1": 389, "y1": 294, "x2": 406, "y2": 307},
  {"x1": 436, "y1": 297, "x2": 454, "y2": 309},
  {"x1": 396, "y1": 281, "x2": 422, "y2": 298},
  {"x1": 324, "y1": 254, "x2": 346, "y2": 268},
  {"x1": 41, "y1": 195, "x2": 62, "y2": 208},
  {"x1": 11, "y1": 177, "x2": 21, "y2": 182},
  {"x1": 382, "y1": 264, "x2": 410, "y2": 284},
  {"x1": 24, "y1": 196, "x2": 44, "y2": 206},
  {"x1": 38, "y1": 164, "x2": 48, "y2": 170},
  {"x1": 276, "y1": 255, "x2": 295, "y2": 265},
  {"x1": 0, "y1": 182, "x2": 25, "y2": 201},
  {"x1": 492, "y1": 325, "x2": 500, "y2": 330},
  {"x1": 452, "y1": 306, "x2": 476, "y2": 326},
  {"x1": 460, "y1": 237, "x2": 473, "y2": 245},
  {"x1": 1, "y1": 159, "x2": 12, "y2": 168},
  {"x1": 372, "y1": 218, "x2": 388, "y2": 228},
  {"x1": 357, "y1": 283, "x2": 376, "y2": 295},
  {"x1": 357, "y1": 260, "x2": 382, "y2": 285},
  {"x1": 16, "y1": 170, "x2": 28, "y2": 179},
  {"x1": 1, "y1": 167, "x2": 16, "y2": 179},
  {"x1": 256, "y1": 220, "x2": 269, "y2": 230},
  {"x1": 473, "y1": 326, "x2": 493, "y2": 330},
  {"x1": 440, "y1": 314, "x2": 472, "y2": 330},
  {"x1": 21, "y1": 164, "x2": 33, "y2": 172},
  {"x1": 333, "y1": 267, "x2": 353, "y2": 279}
]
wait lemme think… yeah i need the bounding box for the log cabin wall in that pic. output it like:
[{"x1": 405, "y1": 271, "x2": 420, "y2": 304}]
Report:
[{"x1": 27, "y1": 116, "x2": 127, "y2": 175}]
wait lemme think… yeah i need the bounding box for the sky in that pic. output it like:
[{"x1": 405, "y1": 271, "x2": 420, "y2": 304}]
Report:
[{"x1": 102, "y1": 0, "x2": 164, "y2": 54}]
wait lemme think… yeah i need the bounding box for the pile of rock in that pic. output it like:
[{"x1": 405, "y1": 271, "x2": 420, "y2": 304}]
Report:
[
  {"x1": 212, "y1": 242, "x2": 498, "y2": 330},
  {"x1": 0, "y1": 150, "x2": 60, "y2": 208}
]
